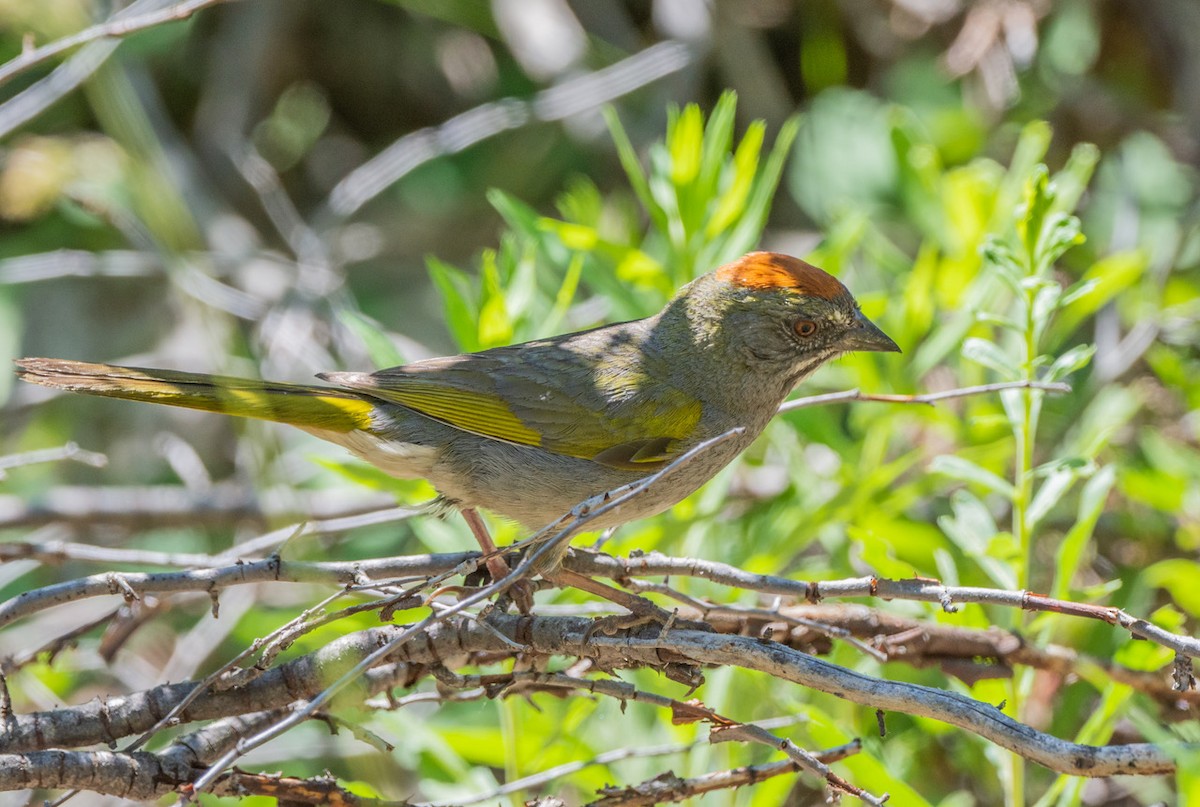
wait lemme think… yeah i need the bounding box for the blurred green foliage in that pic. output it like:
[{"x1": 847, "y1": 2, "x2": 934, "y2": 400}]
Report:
[{"x1": 1, "y1": 2, "x2": 1199, "y2": 805}]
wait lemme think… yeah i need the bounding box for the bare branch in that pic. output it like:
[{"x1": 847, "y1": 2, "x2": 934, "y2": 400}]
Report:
[
  {"x1": 779, "y1": 379, "x2": 1072, "y2": 413},
  {"x1": 0, "y1": 0, "x2": 239, "y2": 88},
  {"x1": 566, "y1": 552, "x2": 1200, "y2": 659},
  {"x1": 323, "y1": 40, "x2": 692, "y2": 219},
  {"x1": 5, "y1": 615, "x2": 1190, "y2": 779},
  {"x1": 0, "y1": 482, "x2": 398, "y2": 530},
  {"x1": 0, "y1": 551, "x2": 468, "y2": 629},
  {"x1": 0, "y1": 442, "x2": 107, "y2": 480},
  {"x1": 588, "y1": 744, "x2": 861, "y2": 806}
]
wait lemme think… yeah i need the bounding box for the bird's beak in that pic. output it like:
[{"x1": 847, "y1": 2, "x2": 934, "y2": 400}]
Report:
[{"x1": 840, "y1": 311, "x2": 901, "y2": 353}]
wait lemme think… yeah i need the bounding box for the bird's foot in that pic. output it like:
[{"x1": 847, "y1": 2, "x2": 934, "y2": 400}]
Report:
[{"x1": 481, "y1": 553, "x2": 534, "y2": 614}]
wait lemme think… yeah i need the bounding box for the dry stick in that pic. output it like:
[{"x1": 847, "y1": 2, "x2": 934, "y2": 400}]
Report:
[
  {"x1": 6, "y1": 544, "x2": 1198, "y2": 664},
  {"x1": 473, "y1": 615, "x2": 1187, "y2": 776},
  {"x1": 0, "y1": 606, "x2": 122, "y2": 673},
  {"x1": 429, "y1": 670, "x2": 879, "y2": 806},
  {"x1": 0, "y1": 538, "x2": 235, "y2": 569},
  {"x1": 323, "y1": 39, "x2": 692, "y2": 219},
  {"x1": 571, "y1": 553, "x2": 1200, "y2": 660},
  {"x1": 36, "y1": 589, "x2": 368, "y2": 807},
  {"x1": 4, "y1": 616, "x2": 1189, "y2": 776},
  {"x1": 778, "y1": 379, "x2": 1071, "y2": 413},
  {"x1": 0, "y1": 483, "x2": 399, "y2": 530},
  {"x1": 6, "y1": 546, "x2": 1198, "y2": 665},
  {"x1": 0, "y1": 0, "x2": 165, "y2": 139},
  {"x1": 0, "y1": 442, "x2": 107, "y2": 480},
  {"x1": 0, "y1": 0, "x2": 240, "y2": 87},
  {"x1": 180, "y1": 428, "x2": 746, "y2": 800},
  {"x1": 443, "y1": 741, "x2": 698, "y2": 807},
  {"x1": 623, "y1": 579, "x2": 889, "y2": 662},
  {"x1": 588, "y1": 746, "x2": 861, "y2": 807},
  {"x1": 0, "y1": 551, "x2": 471, "y2": 628}
]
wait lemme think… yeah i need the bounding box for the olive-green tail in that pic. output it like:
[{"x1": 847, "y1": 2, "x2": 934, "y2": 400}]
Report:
[{"x1": 15, "y1": 358, "x2": 376, "y2": 433}]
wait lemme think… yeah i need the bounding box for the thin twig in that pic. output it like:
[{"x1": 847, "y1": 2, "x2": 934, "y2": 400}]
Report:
[
  {"x1": 323, "y1": 40, "x2": 692, "y2": 219},
  {"x1": 0, "y1": 442, "x2": 107, "y2": 480},
  {"x1": 0, "y1": 483, "x2": 398, "y2": 530},
  {"x1": 779, "y1": 379, "x2": 1072, "y2": 413},
  {"x1": 0, "y1": 0, "x2": 239, "y2": 88},
  {"x1": 588, "y1": 743, "x2": 862, "y2": 806}
]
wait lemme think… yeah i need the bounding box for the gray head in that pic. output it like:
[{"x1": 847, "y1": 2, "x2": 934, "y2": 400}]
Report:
[{"x1": 674, "y1": 251, "x2": 900, "y2": 396}]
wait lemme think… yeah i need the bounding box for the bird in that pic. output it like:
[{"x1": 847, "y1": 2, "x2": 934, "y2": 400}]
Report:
[{"x1": 16, "y1": 251, "x2": 898, "y2": 596}]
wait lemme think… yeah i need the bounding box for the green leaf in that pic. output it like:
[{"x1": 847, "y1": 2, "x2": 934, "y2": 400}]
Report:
[
  {"x1": 991, "y1": 121, "x2": 1051, "y2": 234},
  {"x1": 1045, "y1": 343, "x2": 1095, "y2": 381},
  {"x1": 668, "y1": 103, "x2": 703, "y2": 186},
  {"x1": 1144, "y1": 560, "x2": 1200, "y2": 618},
  {"x1": 697, "y1": 90, "x2": 738, "y2": 197},
  {"x1": 541, "y1": 251, "x2": 582, "y2": 336},
  {"x1": 1052, "y1": 250, "x2": 1148, "y2": 339},
  {"x1": 980, "y1": 236, "x2": 1025, "y2": 290},
  {"x1": 1037, "y1": 212, "x2": 1085, "y2": 269},
  {"x1": 1031, "y1": 282, "x2": 1063, "y2": 336},
  {"x1": 705, "y1": 121, "x2": 764, "y2": 238},
  {"x1": 1018, "y1": 164, "x2": 1052, "y2": 266},
  {"x1": 937, "y1": 489, "x2": 1017, "y2": 588},
  {"x1": 477, "y1": 249, "x2": 513, "y2": 348},
  {"x1": 426, "y1": 256, "x2": 479, "y2": 351},
  {"x1": 931, "y1": 455, "x2": 1017, "y2": 499},
  {"x1": 1058, "y1": 277, "x2": 1099, "y2": 307},
  {"x1": 1050, "y1": 141, "x2": 1100, "y2": 215},
  {"x1": 487, "y1": 188, "x2": 541, "y2": 239},
  {"x1": 715, "y1": 113, "x2": 800, "y2": 264},
  {"x1": 602, "y1": 106, "x2": 669, "y2": 235},
  {"x1": 1051, "y1": 465, "x2": 1115, "y2": 599},
  {"x1": 962, "y1": 337, "x2": 1019, "y2": 380},
  {"x1": 1027, "y1": 460, "x2": 1085, "y2": 530},
  {"x1": 340, "y1": 310, "x2": 406, "y2": 368}
]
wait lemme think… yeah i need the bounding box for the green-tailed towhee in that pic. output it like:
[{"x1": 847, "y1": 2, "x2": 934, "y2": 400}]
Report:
[{"x1": 16, "y1": 251, "x2": 898, "y2": 553}]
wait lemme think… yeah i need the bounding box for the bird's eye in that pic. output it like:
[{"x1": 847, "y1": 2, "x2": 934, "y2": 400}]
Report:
[{"x1": 794, "y1": 320, "x2": 818, "y2": 338}]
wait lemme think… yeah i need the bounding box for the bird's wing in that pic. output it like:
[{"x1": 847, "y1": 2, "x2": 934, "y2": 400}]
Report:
[{"x1": 321, "y1": 341, "x2": 701, "y2": 470}]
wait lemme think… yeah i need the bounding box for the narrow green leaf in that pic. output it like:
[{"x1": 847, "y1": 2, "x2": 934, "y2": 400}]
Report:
[
  {"x1": 705, "y1": 121, "x2": 764, "y2": 238},
  {"x1": 1050, "y1": 141, "x2": 1100, "y2": 216},
  {"x1": 1053, "y1": 250, "x2": 1147, "y2": 338},
  {"x1": 426, "y1": 256, "x2": 478, "y2": 351},
  {"x1": 541, "y1": 251, "x2": 583, "y2": 336},
  {"x1": 602, "y1": 106, "x2": 669, "y2": 233},
  {"x1": 1019, "y1": 164, "x2": 1052, "y2": 267},
  {"x1": 1027, "y1": 462, "x2": 1083, "y2": 530},
  {"x1": 937, "y1": 489, "x2": 1017, "y2": 589},
  {"x1": 962, "y1": 337, "x2": 1019, "y2": 380},
  {"x1": 487, "y1": 188, "x2": 541, "y2": 238},
  {"x1": 340, "y1": 310, "x2": 406, "y2": 368},
  {"x1": 717, "y1": 113, "x2": 800, "y2": 263},
  {"x1": 1059, "y1": 277, "x2": 1099, "y2": 307},
  {"x1": 697, "y1": 90, "x2": 738, "y2": 197},
  {"x1": 477, "y1": 249, "x2": 513, "y2": 348},
  {"x1": 668, "y1": 103, "x2": 703, "y2": 186},
  {"x1": 990, "y1": 120, "x2": 1051, "y2": 233},
  {"x1": 1045, "y1": 343, "x2": 1095, "y2": 382},
  {"x1": 1051, "y1": 465, "x2": 1115, "y2": 600},
  {"x1": 931, "y1": 455, "x2": 1017, "y2": 499}
]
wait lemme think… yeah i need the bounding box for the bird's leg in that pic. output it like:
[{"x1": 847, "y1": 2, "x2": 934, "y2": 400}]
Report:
[
  {"x1": 542, "y1": 566, "x2": 677, "y2": 640},
  {"x1": 461, "y1": 508, "x2": 533, "y2": 613}
]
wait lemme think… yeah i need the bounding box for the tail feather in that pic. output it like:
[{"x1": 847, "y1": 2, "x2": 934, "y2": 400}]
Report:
[{"x1": 15, "y1": 358, "x2": 376, "y2": 433}]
